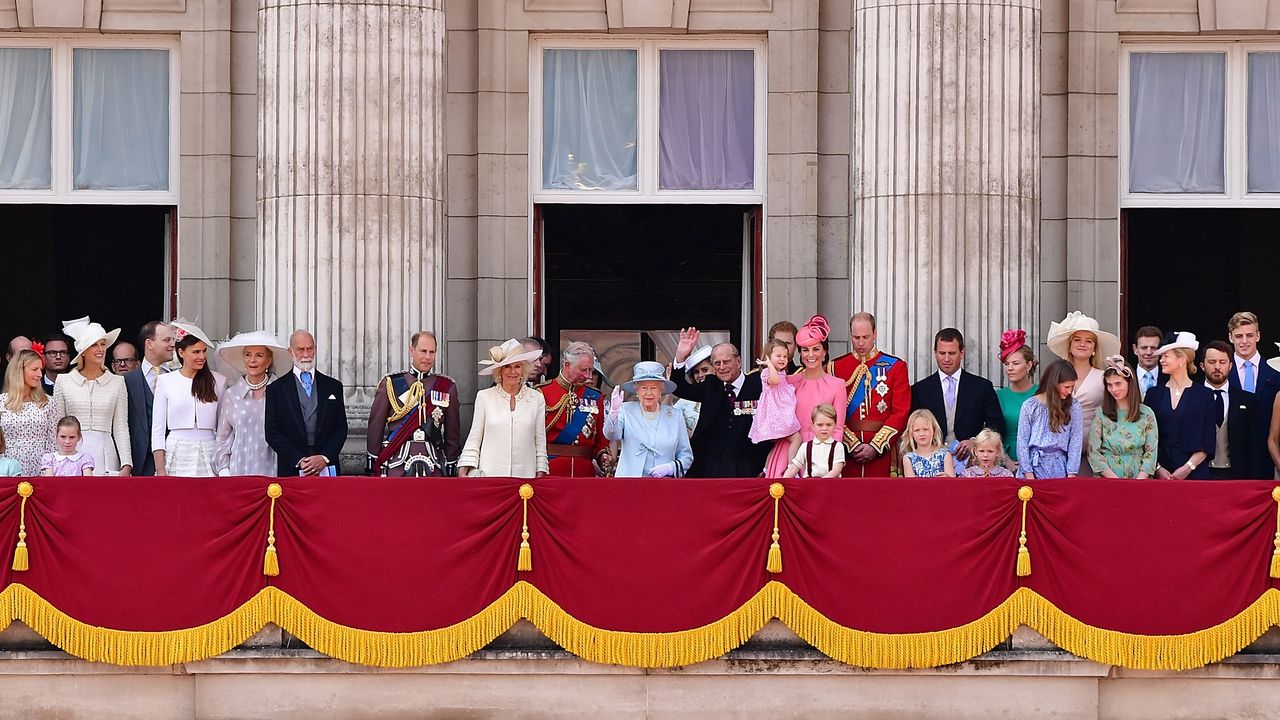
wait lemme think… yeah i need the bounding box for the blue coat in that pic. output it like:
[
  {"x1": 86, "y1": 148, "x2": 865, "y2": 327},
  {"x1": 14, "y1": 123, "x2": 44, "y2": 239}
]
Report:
[{"x1": 604, "y1": 402, "x2": 694, "y2": 478}]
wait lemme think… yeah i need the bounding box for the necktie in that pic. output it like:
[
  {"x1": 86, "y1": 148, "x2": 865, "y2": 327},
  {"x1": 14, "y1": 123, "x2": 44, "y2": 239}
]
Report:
[
  {"x1": 1242, "y1": 361, "x2": 1256, "y2": 394},
  {"x1": 1141, "y1": 372, "x2": 1154, "y2": 395},
  {"x1": 1213, "y1": 389, "x2": 1225, "y2": 427},
  {"x1": 944, "y1": 375, "x2": 957, "y2": 410},
  {"x1": 301, "y1": 371, "x2": 314, "y2": 397},
  {"x1": 725, "y1": 381, "x2": 736, "y2": 410}
]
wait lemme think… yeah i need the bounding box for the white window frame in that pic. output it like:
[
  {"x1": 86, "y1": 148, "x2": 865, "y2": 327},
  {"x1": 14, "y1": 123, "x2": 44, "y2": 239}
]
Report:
[
  {"x1": 1120, "y1": 39, "x2": 1280, "y2": 208},
  {"x1": 530, "y1": 35, "x2": 766, "y2": 205},
  {"x1": 0, "y1": 34, "x2": 180, "y2": 205}
]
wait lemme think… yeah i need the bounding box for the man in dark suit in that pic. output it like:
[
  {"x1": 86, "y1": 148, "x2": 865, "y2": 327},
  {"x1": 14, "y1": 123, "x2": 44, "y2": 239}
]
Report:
[
  {"x1": 1202, "y1": 340, "x2": 1257, "y2": 479},
  {"x1": 265, "y1": 329, "x2": 348, "y2": 477},
  {"x1": 1225, "y1": 312, "x2": 1280, "y2": 477},
  {"x1": 910, "y1": 328, "x2": 1005, "y2": 464},
  {"x1": 1131, "y1": 325, "x2": 1165, "y2": 399},
  {"x1": 671, "y1": 327, "x2": 770, "y2": 478},
  {"x1": 122, "y1": 320, "x2": 175, "y2": 476}
]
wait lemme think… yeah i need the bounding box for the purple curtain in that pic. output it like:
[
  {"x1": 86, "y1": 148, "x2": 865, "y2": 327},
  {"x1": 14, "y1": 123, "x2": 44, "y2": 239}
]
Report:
[{"x1": 659, "y1": 50, "x2": 754, "y2": 190}]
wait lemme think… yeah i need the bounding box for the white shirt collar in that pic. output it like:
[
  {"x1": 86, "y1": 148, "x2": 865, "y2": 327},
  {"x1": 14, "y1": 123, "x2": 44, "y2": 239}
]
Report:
[
  {"x1": 938, "y1": 368, "x2": 962, "y2": 383},
  {"x1": 292, "y1": 366, "x2": 313, "y2": 379},
  {"x1": 1204, "y1": 380, "x2": 1228, "y2": 391},
  {"x1": 1236, "y1": 353, "x2": 1259, "y2": 369},
  {"x1": 812, "y1": 437, "x2": 835, "y2": 446},
  {"x1": 730, "y1": 372, "x2": 745, "y2": 394}
]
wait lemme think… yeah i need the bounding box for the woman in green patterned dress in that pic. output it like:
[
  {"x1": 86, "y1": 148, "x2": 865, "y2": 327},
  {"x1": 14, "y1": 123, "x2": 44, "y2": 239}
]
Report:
[{"x1": 1088, "y1": 356, "x2": 1159, "y2": 478}]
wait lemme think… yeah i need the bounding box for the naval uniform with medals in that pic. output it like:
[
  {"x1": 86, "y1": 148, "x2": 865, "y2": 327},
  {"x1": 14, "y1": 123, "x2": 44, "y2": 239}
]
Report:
[
  {"x1": 538, "y1": 375, "x2": 611, "y2": 477},
  {"x1": 670, "y1": 364, "x2": 770, "y2": 478},
  {"x1": 829, "y1": 348, "x2": 911, "y2": 478},
  {"x1": 366, "y1": 369, "x2": 461, "y2": 476}
]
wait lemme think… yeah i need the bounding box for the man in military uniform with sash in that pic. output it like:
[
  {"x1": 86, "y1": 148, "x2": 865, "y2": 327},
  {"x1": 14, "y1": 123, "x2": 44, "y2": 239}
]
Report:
[
  {"x1": 366, "y1": 331, "x2": 461, "y2": 476},
  {"x1": 829, "y1": 312, "x2": 911, "y2": 478},
  {"x1": 538, "y1": 340, "x2": 613, "y2": 477}
]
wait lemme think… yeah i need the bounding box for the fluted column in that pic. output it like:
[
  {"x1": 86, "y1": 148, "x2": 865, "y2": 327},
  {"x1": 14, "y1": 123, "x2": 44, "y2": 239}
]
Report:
[
  {"x1": 851, "y1": 0, "x2": 1040, "y2": 380},
  {"x1": 257, "y1": 0, "x2": 445, "y2": 420}
]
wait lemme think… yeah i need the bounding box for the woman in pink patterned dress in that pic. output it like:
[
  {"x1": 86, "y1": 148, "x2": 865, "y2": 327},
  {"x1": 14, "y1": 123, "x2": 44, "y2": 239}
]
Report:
[{"x1": 761, "y1": 315, "x2": 846, "y2": 477}]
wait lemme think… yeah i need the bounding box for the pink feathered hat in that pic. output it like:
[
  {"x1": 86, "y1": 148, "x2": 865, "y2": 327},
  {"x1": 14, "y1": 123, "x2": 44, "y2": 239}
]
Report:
[
  {"x1": 999, "y1": 329, "x2": 1028, "y2": 361},
  {"x1": 796, "y1": 315, "x2": 831, "y2": 347}
]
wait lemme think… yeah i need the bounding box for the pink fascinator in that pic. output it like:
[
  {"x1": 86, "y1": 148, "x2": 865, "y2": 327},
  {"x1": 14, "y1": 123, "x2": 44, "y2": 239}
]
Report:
[
  {"x1": 1103, "y1": 355, "x2": 1133, "y2": 378},
  {"x1": 796, "y1": 315, "x2": 831, "y2": 347},
  {"x1": 998, "y1": 329, "x2": 1027, "y2": 361}
]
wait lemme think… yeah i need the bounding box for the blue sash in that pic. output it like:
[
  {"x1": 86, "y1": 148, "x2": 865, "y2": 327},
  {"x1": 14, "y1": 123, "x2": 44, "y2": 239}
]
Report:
[
  {"x1": 846, "y1": 355, "x2": 899, "y2": 419},
  {"x1": 553, "y1": 387, "x2": 601, "y2": 446}
]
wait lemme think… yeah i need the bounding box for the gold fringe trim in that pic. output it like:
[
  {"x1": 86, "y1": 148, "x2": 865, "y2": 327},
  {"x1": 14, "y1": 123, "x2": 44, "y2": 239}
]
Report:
[{"x1": 3, "y1": 582, "x2": 1280, "y2": 671}]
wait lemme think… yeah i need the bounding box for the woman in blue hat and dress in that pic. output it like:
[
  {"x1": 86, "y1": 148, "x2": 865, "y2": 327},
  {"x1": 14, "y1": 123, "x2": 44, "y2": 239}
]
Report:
[{"x1": 605, "y1": 361, "x2": 694, "y2": 477}]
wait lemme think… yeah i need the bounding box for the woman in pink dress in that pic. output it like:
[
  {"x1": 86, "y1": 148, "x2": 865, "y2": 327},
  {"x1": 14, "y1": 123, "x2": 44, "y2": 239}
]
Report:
[{"x1": 762, "y1": 315, "x2": 847, "y2": 477}]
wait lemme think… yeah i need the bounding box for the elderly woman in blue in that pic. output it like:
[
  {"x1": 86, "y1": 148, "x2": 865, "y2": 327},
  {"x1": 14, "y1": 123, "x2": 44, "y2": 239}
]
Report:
[{"x1": 605, "y1": 361, "x2": 694, "y2": 477}]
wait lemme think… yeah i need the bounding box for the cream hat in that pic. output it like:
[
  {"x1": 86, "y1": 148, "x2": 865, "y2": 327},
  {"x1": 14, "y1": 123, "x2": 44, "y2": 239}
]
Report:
[
  {"x1": 1046, "y1": 311, "x2": 1121, "y2": 369},
  {"x1": 216, "y1": 331, "x2": 292, "y2": 377},
  {"x1": 1156, "y1": 331, "x2": 1199, "y2": 356},
  {"x1": 171, "y1": 321, "x2": 215, "y2": 351},
  {"x1": 62, "y1": 316, "x2": 121, "y2": 366},
  {"x1": 1270, "y1": 343, "x2": 1280, "y2": 372},
  {"x1": 478, "y1": 339, "x2": 544, "y2": 376}
]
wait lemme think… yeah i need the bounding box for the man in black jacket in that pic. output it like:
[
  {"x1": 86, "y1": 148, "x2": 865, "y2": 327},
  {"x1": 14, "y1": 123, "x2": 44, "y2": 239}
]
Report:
[
  {"x1": 122, "y1": 321, "x2": 175, "y2": 476},
  {"x1": 1203, "y1": 340, "x2": 1257, "y2": 479},
  {"x1": 265, "y1": 330, "x2": 348, "y2": 477},
  {"x1": 910, "y1": 328, "x2": 1005, "y2": 464},
  {"x1": 671, "y1": 327, "x2": 770, "y2": 478}
]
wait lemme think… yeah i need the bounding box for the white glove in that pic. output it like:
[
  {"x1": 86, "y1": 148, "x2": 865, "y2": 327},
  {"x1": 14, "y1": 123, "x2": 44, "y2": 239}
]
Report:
[
  {"x1": 609, "y1": 385, "x2": 624, "y2": 415},
  {"x1": 648, "y1": 462, "x2": 676, "y2": 478}
]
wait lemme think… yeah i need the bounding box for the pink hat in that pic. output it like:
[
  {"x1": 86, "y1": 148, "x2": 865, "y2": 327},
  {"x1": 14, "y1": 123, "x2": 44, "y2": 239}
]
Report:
[
  {"x1": 795, "y1": 315, "x2": 830, "y2": 347},
  {"x1": 999, "y1": 329, "x2": 1028, "y2": 361}
]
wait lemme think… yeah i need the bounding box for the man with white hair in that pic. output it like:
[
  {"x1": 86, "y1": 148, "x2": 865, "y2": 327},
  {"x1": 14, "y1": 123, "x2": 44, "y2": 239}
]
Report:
[
  {"x1": 538, "y1": 340, "x2": 612, "y2": 476},
  {"x1": 264, "y1": 329, "x2": 348, "y2": 476}
]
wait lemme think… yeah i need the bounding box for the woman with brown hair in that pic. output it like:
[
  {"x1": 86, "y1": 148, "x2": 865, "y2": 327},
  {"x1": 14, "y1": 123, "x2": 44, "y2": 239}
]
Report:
[
  {"x1": 152, "y1": 322, "x2": 227, "y2": 476},
  {"x1": 1144, "y1": 332, "x2": 1215, "y2": 480},
  {"x1": 1016, "y1": 359, "x2": 1083, "y2": 479},
  {"x1": 0, "y1": 349, "x2": 53, "y2": 475},
  {"x1": 1088, "y1": 356, "x2": 1158, "y2": 478}
]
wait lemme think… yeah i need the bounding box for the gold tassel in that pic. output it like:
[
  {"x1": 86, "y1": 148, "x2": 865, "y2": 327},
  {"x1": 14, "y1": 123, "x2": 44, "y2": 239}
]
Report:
[
  {"x1": 263, "y1": 483, "x2": 282, "y2": 577},
  {"x1": 518, "y1": 483, "x2": 534, "y2": 572},
  {"x1": 12, "y1": 481, "x2": 32, "y2": 572},
  {"x1": 1269, "y1": 487, "x2": 1280, "y2": 579},
  {"x1": 1016, "y1": 485, "x2": 1033, "y2": 577},
  {"x1": 767, "y1": 483, "x2": 784, "y2": 574}
]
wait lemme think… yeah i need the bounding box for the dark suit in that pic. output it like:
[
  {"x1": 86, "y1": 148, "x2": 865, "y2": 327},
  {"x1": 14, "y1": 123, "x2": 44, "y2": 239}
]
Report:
[
  {"x1": 264, "y1": 370, "x2": 348, "y2": 477},
  {"x1": 1228, "y1": 357, "x2": 1280, "y2": 477},
  {"x1": 123, "y1": 367, "x2": 157, "y2": 475},
  {"x1": 671, "y1": 368, "x2": 771, "y2": 478},
  {"x1": 910, "y1": 370, "x2": 1006, "y2": 443},
  {"x1": 1205, "y1": 384, "x2": 1257, "y2": 479}
]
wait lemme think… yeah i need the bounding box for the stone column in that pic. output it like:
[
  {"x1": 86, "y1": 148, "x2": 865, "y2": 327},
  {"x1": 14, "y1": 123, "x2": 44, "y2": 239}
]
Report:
[
  {"x1": 257, "y1": 0, "x2": 445, "y2": 425},
  {"x1": 850, "y1": 0, "x2": 1040, "y2": 380}
]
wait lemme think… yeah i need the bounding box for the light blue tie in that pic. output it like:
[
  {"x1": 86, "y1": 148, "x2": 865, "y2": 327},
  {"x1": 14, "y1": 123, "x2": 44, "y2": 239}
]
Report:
[
  {"x1": 1242, "y1": 361, "x2": 1256, "y2": 394},
  {"x1": 301, "y1": 371, "x2": 314, "y2": 397},
  {"x1": 1141, "y1": 371, "x2": 1155, "y2": 395},
  {"x1": 944, "y1": 375, "x2": 957, "y2": 410}
]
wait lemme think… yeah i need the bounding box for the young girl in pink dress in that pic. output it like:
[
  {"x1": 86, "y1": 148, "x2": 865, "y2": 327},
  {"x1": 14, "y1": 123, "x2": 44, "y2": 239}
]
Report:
[
  {"x1": 750, "y1": 339, "x2": 802, "y2": 476},
  {"x1": 758, "y1": 315, "x2": 847, "y2": 477}
]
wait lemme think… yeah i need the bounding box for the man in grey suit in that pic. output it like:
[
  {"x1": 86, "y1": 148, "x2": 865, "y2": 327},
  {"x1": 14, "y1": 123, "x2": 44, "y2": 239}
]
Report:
[{"x1": 123, "y1": 321, "x2": 175, "y2": 476}]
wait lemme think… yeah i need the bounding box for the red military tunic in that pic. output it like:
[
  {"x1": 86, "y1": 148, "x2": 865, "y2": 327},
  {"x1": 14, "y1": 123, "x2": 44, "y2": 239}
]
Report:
[
  {"x1": 538, "y1": 376, "x2": 609, "y2": 477},
  {"x1": 828, "y1": 349, "x2": 911, "y2": 478}
]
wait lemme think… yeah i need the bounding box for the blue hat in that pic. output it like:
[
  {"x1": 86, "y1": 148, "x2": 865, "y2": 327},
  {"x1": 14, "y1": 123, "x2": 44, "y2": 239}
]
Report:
[{"x1": 621, "y1": 361, "x2": 676, "y2": 395}]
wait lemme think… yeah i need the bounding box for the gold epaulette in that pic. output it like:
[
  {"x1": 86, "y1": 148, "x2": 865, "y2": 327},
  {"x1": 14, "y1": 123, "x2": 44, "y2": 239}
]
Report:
[
  {"x1": 870, "y1": 425, "x2": 899, "y2": 453},
  {"x1": 535, "y1": 378, "x2": 555, "y2": 389}
]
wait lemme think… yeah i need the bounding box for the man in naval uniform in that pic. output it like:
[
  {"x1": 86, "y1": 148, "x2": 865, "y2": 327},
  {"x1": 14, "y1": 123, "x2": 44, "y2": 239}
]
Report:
[
  {"x1": 366, "y1": 331, "x2": 461, "y2": 476},
  {"x1": 538, "y1": 341, "x2": 612, "y2": 477},
  {"x1": 828, "y1": 312, "x2": 911, "y2": 478}
]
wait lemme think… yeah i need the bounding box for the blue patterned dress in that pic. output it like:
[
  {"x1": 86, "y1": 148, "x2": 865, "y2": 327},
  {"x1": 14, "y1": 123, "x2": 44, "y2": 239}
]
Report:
[
  {"x1": 1016, "y1": 396, "x2": 1083, "y2": 478},
  {"x1": 905, "y1": 448, "x2": 950, "y2": 477}
]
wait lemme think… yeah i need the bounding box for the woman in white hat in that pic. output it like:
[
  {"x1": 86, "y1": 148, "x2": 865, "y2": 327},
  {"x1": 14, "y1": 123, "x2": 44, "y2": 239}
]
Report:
[
  {"x1": 152, "y1": 322, "x2": 227, "y2": 477},
  {"x1": 51, "y1": 317, "x2": 133, "y2": 475},
  {"x1": 212, "y1": 331, "x2": 291, "y2": 476},
  {"x1": 673, "y1": 344, "x2": 714, "y2": 434},
  {"x1": 604, "y1": 361, "x2": 693, "y2": 478},
  {"x1": 1047, "y1": 311, "x2": 1121, "y2": 476},
  {"x1": 1143, "y1": 332, "x2": 1215, "y2": 480},
  {"x1": 457, "y1": 339, "x2": 548, "y2": 478}
]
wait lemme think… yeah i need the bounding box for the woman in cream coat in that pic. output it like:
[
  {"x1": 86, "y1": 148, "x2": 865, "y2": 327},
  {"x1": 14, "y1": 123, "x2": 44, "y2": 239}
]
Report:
[
  {"x1": 458, "y1": 339, "x2": 548, "y2": 478},
  {"x1": 52, "y1": 317, "x2": 132, "y2": 475}
]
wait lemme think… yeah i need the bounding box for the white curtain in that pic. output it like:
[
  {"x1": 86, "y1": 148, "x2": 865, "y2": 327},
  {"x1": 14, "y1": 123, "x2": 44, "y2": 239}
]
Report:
[
  {"x1": 1249, "y1": 53, "x2": 1280, "y2": 193},
  {"x1": 73, "y1": 48, "x2": 170, "y2": 191},
  {"x1": 658, "y1": 50, "x2": 755, "y2": 190},
  {"x1": 1129, "y1": 52, "x2": 1225, "y2": 193},
  {"x1": 542, "y1": 49, "x2": 638, "y2": 191},
  {"x1": 0, "y1": 48, "x2": 52, "y2": 189}
]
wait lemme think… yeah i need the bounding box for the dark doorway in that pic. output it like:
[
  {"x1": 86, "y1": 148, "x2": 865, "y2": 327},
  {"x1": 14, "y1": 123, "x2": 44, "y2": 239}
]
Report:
[
  {"x1": 2, "y1": 204, "x2": 170, "y2": 348},
  {"x1": 540, "y1": 204, "x2": 755, "y2": 379},
  {"x1": 1124, "y1": 208, "x2": 1279, "y2": 358}
]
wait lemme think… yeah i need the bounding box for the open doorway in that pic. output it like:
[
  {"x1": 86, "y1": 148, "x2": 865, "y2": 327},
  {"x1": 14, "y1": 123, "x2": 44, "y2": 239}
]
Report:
[
  {"x1": 538, "y1": 203, "x2": 759, "y2": 386},
  {"x1": 1124, "y1": 208, "x2": 1279, "y2": 356},
  {"x1": 2, "y1": 204, "x2": 171, "y2": 347}
]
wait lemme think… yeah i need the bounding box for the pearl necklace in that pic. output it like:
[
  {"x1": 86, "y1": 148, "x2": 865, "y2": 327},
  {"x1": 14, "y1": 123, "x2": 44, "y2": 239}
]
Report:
[{"x1": 245, "y1": 375, "x2": 270, "y2": 391}]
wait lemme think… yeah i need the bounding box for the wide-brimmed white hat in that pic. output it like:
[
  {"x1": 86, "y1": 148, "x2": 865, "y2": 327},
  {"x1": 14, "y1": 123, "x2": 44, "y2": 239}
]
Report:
[
  {"x1": 62, "y1": 316, "x2": 120, "y2": 366},
  {"x1": 684, "y1": 344, "x2": 713, "y2": 373},
  {"x1": 479, "y1": 339, "x2": 544, "y2": 376},
  {"x1": 622, "y1": 361, "x2": 676, "y2": 395},
  {"x1": 1270, "y1": 343, "x2": 1280, "y2": 372},
  {"x1": 1156, "y1": 331, "x2": 1199, "y2": 356},
  {"x1": 1046, "y1": 311, "x2": 1121, "y2": 369},
  {"x1": 216, "y1": 331, "x2": 292, "y2": 377},
  {"x1": 171, "y1": 321, "x2": 215, "y2": 351}
]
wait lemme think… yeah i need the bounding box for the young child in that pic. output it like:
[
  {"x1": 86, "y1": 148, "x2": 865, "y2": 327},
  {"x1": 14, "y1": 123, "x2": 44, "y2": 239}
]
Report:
[
  {"x1": 0, "y1": 428, "x2": 21, "y2": 477},
  {"x1": 783, "y1": 404, "x2": 846, "y2": 478},
  {"x1": 751, "y1": 338, "x2": 802, "y2": 477},
  {"x1": 40, "y1": 416, "x2": 95, "y2": 477},
  {"x1": 960, "y1": 428, "x2": 1014, "y2": 477},
  {"x1": 900, "y1": 409, "x2": 956, "y2": 477}
]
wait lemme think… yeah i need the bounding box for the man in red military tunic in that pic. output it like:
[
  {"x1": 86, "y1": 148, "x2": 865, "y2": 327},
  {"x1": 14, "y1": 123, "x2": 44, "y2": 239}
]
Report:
[
  {"x1": 828, "y1": 312, "x2": 911, "y2": 477},
  {"x1": 538, "y1": 341, "x2": 613, "y2": 477}
]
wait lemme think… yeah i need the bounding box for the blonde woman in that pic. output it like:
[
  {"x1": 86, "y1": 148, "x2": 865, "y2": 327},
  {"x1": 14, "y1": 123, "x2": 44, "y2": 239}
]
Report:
[
  {"x1": 1046, "y1": 312, "x2": 1121, "y2": 477},
  {"x1": 0, "y1": 349, "x2": 53, "y2": 475},
  {"x1": 458, "y1": 339, "x2": 548, "y2": 478},
  {"x1": 51, "y1": 317, "x2": 132, "y2": 475}
]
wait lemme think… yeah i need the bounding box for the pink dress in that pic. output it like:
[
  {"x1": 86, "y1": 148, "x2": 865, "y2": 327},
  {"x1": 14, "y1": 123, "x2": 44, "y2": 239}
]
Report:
[
  {"x1": 749, "y1": 368, "x2": 801, "y2": 444},
  {"x1": 762, "y1": 371, "x2": 847, "y2": 477}
]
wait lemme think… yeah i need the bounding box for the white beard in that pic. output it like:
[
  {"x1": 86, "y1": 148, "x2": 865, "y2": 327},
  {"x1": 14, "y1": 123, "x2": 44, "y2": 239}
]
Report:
[{"x1": 294, "y1": 359, "x2": 316, "y2": 373}]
